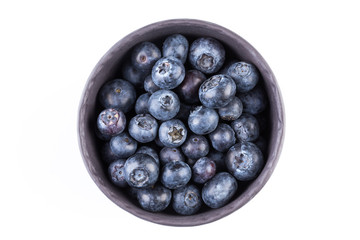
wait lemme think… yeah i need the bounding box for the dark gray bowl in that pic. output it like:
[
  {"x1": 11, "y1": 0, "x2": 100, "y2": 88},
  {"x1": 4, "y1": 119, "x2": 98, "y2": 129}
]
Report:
[{"x1": 78, "y1": 19, "x2": 285, "y2": 226}]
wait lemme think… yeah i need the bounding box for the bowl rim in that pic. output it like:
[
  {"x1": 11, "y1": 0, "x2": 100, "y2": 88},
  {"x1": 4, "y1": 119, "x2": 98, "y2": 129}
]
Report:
[{"x1": 78, "y1": 18, "x2": 285, "y2": 227}]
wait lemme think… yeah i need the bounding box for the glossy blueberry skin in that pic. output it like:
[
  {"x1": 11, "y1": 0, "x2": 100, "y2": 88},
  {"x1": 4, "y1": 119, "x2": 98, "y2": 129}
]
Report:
[
  {"x1": 108, "y1": 159, "x2": 127, "y2": 187},
  {"x1": 227, "y1": 61, "x2": 260, "y2": 93},
  {"x1": 199, "y1": 74, "x2": 236, "y2": 109},
  {"x1": 128, "y1": 114, "x2": 158, "y2": 143},
  {"x1": 188, "y1": 106, "x2": 219, "y2": 135},
  {"x1": 124, "y1": 153, "x2": 159, "y2": 188},
  {"x1": 189, "y1": 37, "x2": 225, "y2": 74},
  {"x1": 101, "y1": 142, "x2": 118, "y2": 165},
  {"x1": 181, "y1": 134, "x2": 209, "y2": 159},
  {"x1": 218, "y1": 97, "x2": 243, "y2": 121},
  {"x1": 176, "y1": 70, "x2": 206, "y2": 104},
  {"x1": 97, "y1": 108, "x2": 126, "y2": 137},
  {"x1": 172, "y1": 185, "x2": 202, "y2": 215},
  {"x1": 158, "y1": 119, "x2": 187, "y2": 148},
  {"x1": 162, "y1": 34, "x2": 189, "y2": 64},
  {"x1": 161, "y1": 161, "x2": 192, "y2": 189},
  {"x1": 202, "y1": 172, "x2": 238, "y2": 209},
  {"x1": 148, "y1": 90, "x2": 180, "y2": 121},
  {"x1": 207, "y1": 150, "x2": 226, "y2": 172},
  {"x1": 209, "y1": 123, "x2": 236, "y2": 152},
  {"x1": 237, "y1": 86, "x2": 268, "y2": 115},
  {"x1": 98, "y1": 79, "x2": 136, "y2": 113},
  {"x1": 225, "y1": 142, "x2": 264, "y2": 181},
  {"x1": 137, "y1": 184, "x2": 172, "y2": 212},
  {"x1": 159, "y1": 147, "x2": 185, "y2": 165},
  {"x1": 192, "y1": 157, "x2": 216, "y2": 184},
  {"x1": 110, "y1": 132, "x2": 137, "y2": 158},
  {"x1": 152, "y1": 57, "x2": 185, "y2": 90},
  {"x1": 135, "y1": 93, "x2": 150, "y2": 114},
  {"x1": 136, "y1": 146, "x2": 160, "y2": 166},
  {"x1": 231, "y1": 113, "x2": 260, "y2": 142},
  {"x1": 121, "y1": 61, "x2": 147, "y2": 88},
  {"x1": 143, "y1": 75, "x2": 160, "y2": 94},
  {"x1": 131, "y1": 42, "x2": 161, "y2": 72}
]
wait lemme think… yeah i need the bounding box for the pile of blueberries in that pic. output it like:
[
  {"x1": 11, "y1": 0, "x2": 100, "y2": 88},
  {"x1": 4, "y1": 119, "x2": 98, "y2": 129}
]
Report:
[{"x1": 95, "y1": 34, "x2": 268, "y2": 215}]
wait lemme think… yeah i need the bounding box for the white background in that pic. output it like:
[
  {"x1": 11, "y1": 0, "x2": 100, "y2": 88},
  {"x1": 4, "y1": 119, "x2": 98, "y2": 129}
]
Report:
[{"x1": 1, "y1": 0, "x2": 359, "y2": 239}]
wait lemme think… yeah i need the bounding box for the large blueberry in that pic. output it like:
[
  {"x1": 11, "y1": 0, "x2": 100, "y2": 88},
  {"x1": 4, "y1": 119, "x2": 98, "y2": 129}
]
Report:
[
  {"x1": 148, "y1": 90, "x2": 180, "y2": 121},
  {"x1": 218, "y1": 97, "x2": 243, "y2": 121},
  {"x1": 124, "y1": 153, "x2": 159, "y2": 188},
  {"x1": 159, "y1": 147, "x2": 185, "y2": 165},
  {"x1": 135, "y1": 93, "x2": 150, "y2": 114},
  {"x1": 136, "y1": 146, "x2": 160, "y2": 166},
  {"x1": 108, "y1": 159, "x2": 127, "y2": 187},
  {"x1": 199, "y1": 74, "x2": 236, "y2": 109},
  {"x1": 131, "y1": 42, "x2": 161, "y2": 72},
  {"x1": 137, "y1": 184, "x2": 172, "y2": 212},
  {"x1": 161, "y1": 161, "x2": 192, "y2": 189},
  {"x1": 97, "y1": 108, "x2": 126, "y2": 137},
  {"x1": 181, "y1": 134, "x2": 209, "y2": 159},
  {"x1": 202, "y1": 172, "x2": 238, "y2": 208},
  {"x1": 188, "y1": 106, "x2": 219, "y2": 135},
  {"x1": 231, "y1": 113, "x2": 260, "y2": 142},
  {"x1": 227, "y1": 61, "x2": 260, "y2": 93},
  {"x1": 121, "y1": 61, "x2": 147, "y2": 88},
  {"x1": 189, "y1": 37, "x2": 225, "y2": 74},
  {"x1": 128, "y1": 114, "x2": 158, "y2": 143},
  {"x1": 237, "y1": 86, "x2": 268, "y2": 115},
  {"x1": 158, "y1": 119, "x2": 187, "y2": 148},
  {"x1": 152, "y1": 57, "x2": 185, "y2": 89},
  {"x1": 143, "y1": 75, "x2": 160, "y2": 94},
  {"x1": 209, "y1": 123, "x2": 236, "y2": 152},
  {"x1": 162, "y1": 34, "x2": 189, "y2": 64},
  {"x1": 192, "y1": 157, "x2": 216, "y2": 184},
  {"x1": 176, "y1": 70, "x2": 206, "y2": 104},
  {"x1": 172, "y1": 185, "x2": 202, "y2": 215},
  {"x1": 110, "y1": 132, "x2": 137, "y2": 158},
  {"x1": 98, "y1": 79, "x2": 136, "y2": 113},
  {"x1": 225, "y1": 142, "x2": 264, "y2": 181}
]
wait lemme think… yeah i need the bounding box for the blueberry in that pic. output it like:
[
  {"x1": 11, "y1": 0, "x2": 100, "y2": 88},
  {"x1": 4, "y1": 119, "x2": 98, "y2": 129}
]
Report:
[
  {"x1": 121, "y1": 61, "x2": 147, "y2": 88},
  {"x1": 158, "y1": 119, "x2": 187, "y2": 147},
  {"x1": 199, "y1": 74, "x2": 236, "y2": 109},
  {"x1": 131, "y1": 42, "x2": 161, "y2": 72},
  {"x1": 148, "y1": 90, "x2": 180, "y2": 121},
  {"x1": 137, "y1": 184, "x2": 172, "y2": 212},
  {"x1": 162, "y1": 34, "x2": 189, "y2": 64},
  {"x1": 108, "y1": 159, "x2": 127, "y2": 187},
  {"x1": 161, "y1": 161, "x2": 192, "y2": 189},
  {"x1": 209, "y1": 123, "x2": 236, "y2": 152},
  {"x1": 152, "y1": 57, "x2": 185, "y2": 89},
  {"x1": 231, "y1": 113, "x2": 260, "y2": 142},
  {"x1": 227, "y1": 61, "x2": 260, "y2": 93},
  {"x1": 225, "y1": 142, "x2": 264, "y2": 181},
  {"x1": 202, "y1": 172, "x2": 238, "y2": 208},
  {"x1": 128, "y1": 114, "x2": 158, "y2": 143},
  {"x1": 237, "y1": 86, "x2": 268, "y2": 115},
  {"x1": 192, "y1": 157, "x2": 216, "y2": 184},
  {"x1": 218, "y1": 97, "x2": 243, "y2": 121},
  {"x1": 101, "y1": 142, "x2": 118, "y2": 164},
  {"x1": 188, "y1": 106, "x2": 219, "y2": 135},
  {"x1": 181, "y1": 134, "x2": 209, "y2": 159},
  {"x1": 159, "y1": 147, "x2": 185, "y2": 165},
  {"x1": 172, "y1": 185, "x2": 202, "y2": 215},
  {"x1": 110, "y1": 132, "x2": 137, "y2": 158},
  {"x1": 136, "y1": 146, "x2": 160, "y2": 166},
  {"x1": 97, "y1": 108, "x2": 126, "y2": 137},
  {"x1": 124, "y1": 153, "x2": 159, "y2": 188},
  {"x1": 176, "y1": 70, "x2": 206, "y2": 104},
  {"x1": 98, "y1": 79, "x2": 136, "y2": 113},
  {"x1": 189, "y1": 37, "x2": 225, "y2": 74},
  {"x1": 143, "y1": 75, "x2": 160, "y2": 94},
  {"x1": 207, "y1": 150, "x2": 226, "y2": 172},
  {"x1": 135, "y1": 93, "x2": 150, "y2": 114}
]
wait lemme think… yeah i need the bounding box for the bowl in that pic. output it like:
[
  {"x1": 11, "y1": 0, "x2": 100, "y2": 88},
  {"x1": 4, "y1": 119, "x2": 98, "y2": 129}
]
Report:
[{"x1": 78, "y1": 19, "x2": 285, "y2": 226}]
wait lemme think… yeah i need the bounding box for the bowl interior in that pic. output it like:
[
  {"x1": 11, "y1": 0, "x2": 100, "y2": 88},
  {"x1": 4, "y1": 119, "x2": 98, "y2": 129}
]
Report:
[{"x1": 78, "y1": 19, "x2": 284, "y2": 226}]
